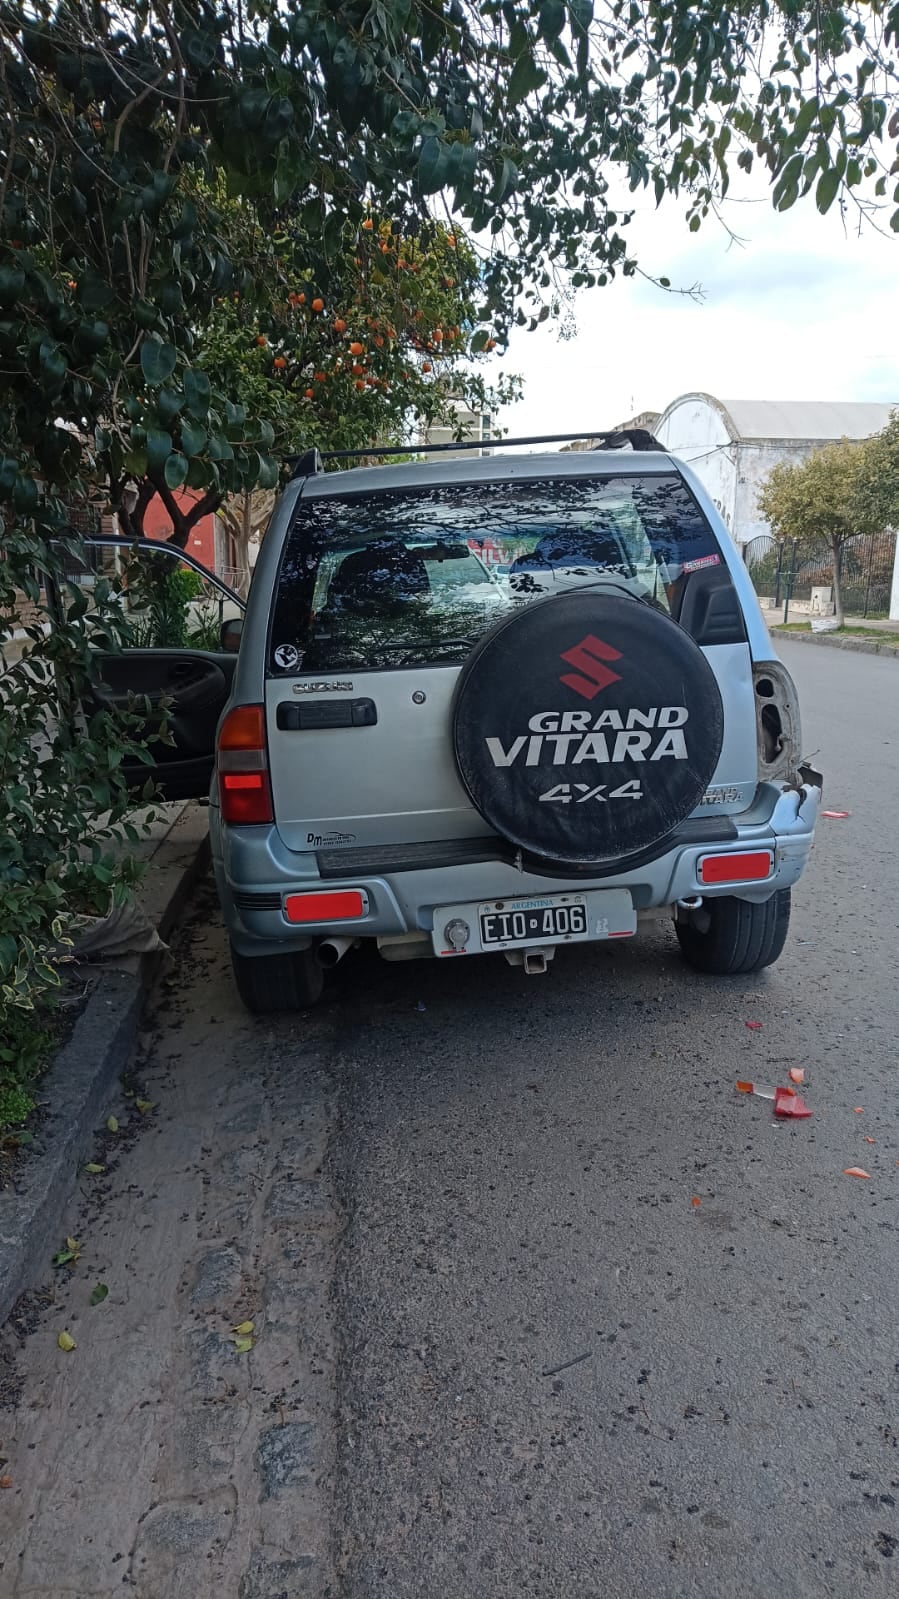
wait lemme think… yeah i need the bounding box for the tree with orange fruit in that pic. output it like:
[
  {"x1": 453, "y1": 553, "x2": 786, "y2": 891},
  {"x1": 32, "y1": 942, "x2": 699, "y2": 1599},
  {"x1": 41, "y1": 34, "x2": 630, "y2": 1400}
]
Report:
[{"x1": 125, "y1": 200, "x2": 519, "y2": 585}]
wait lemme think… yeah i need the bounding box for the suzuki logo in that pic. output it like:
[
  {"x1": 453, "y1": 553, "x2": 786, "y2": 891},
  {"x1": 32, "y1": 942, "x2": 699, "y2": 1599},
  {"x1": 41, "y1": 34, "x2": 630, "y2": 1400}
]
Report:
[{"x1": 559, "y1": 634, "x2": 623, "y2": 700}]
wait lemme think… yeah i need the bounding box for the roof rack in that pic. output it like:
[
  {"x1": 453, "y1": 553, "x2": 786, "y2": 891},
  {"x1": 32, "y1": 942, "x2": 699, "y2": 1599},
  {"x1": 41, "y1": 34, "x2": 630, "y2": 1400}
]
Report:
[{"x1": 288, "y1": 429, "x2": 663, "y2": 478}]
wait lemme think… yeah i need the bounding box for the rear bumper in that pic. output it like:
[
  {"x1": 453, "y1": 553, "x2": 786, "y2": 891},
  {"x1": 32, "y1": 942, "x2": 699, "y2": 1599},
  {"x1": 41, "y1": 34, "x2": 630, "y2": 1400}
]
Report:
[{"x1": 214, "y1": 773, "x2": 822, "y2": 956}]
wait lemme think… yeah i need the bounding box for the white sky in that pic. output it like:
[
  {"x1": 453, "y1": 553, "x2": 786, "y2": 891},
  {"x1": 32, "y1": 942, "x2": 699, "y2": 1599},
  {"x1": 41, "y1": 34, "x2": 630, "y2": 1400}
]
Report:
[{"x1": 487, "y1": 181, "x2": 899, "y2": 439}]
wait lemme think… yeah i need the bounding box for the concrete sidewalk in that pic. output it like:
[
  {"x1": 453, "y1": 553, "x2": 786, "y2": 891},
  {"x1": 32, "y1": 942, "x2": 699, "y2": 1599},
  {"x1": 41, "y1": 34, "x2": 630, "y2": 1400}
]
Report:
[{"x1": 0, "y1": 802, "x2": 210, "y2": 1326}]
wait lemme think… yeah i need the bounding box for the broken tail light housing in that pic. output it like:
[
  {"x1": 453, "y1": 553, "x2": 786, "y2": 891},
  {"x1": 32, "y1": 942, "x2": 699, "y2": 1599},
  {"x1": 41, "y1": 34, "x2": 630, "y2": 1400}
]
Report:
[
  {"x1": 698, "y1": 850, "x2": 774, "y2": 886},
  {"x1": 217, "y1": 704, "x2": 273, "y2": 825}
]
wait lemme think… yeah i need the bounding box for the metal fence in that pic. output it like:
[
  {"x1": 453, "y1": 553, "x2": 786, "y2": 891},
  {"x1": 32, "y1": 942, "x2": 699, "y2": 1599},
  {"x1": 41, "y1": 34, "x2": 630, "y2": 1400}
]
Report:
[{"x1": 745, "y1": 529, "x2": 897, "y2": 619}]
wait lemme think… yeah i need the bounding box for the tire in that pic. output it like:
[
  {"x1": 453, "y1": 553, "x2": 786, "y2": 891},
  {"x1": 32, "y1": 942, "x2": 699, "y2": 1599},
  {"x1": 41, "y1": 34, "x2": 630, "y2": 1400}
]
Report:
[
  {"x1": 452, "y1": 589, "x2": 724, "y2": 867},
  {"x1": 675, "y1": 890, "x2": 791, "y2": 976},
  {"x1": 230, "y1": 941, "x2": 324, "y2": 1013}
]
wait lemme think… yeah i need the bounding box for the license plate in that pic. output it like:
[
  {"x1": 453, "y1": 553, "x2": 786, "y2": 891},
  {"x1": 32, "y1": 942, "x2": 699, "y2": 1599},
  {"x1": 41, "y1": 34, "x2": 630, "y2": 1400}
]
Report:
[
  {"x1": 432, "y1": 889, "x2": 636, "y2": 957},
  {"x1": 480, "y1": 901, "x2": 587, "y2": 945}
]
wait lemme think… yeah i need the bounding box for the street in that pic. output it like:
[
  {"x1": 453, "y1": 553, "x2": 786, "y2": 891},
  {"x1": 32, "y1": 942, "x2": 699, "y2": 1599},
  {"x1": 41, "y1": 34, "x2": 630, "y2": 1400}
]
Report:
[{"x1": 3, "y1": 641, "x2": 899, "y2": 1599}]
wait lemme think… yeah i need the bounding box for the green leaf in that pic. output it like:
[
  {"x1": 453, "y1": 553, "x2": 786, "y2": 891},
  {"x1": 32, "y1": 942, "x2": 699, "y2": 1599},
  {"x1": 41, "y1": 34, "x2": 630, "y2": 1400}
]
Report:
[
  {"x1": 508, "y1": 52, "x2": 547, "y2": 107},
  {"x1": 538, "y1": 0, "x2": 565, "y2": 39},
  {"x1": 164, "y1": 451, "x2": 189, "y2": 489},
  {"x1": 146, "y1": 429, "x2": 173, "y2": 475},
  {"x1": 256, "y1": 453, "x2": 279, "y2": 490},
  {"x1": 181, "y1": 420, "x2": 207, "y2": 457},
  {"x1": 157, "y1": 387, "x2": 184, "y2": 428},
  {"x1": 89, "y1": 1282, "x2": 109, "y2": 1305},
  {"x1": 417, "y1": 137, "x2": 446, "y2": 194},
  {"x1": 140, "y1": 342, "x2": 177, "y2": 386},
  {"x1": 84, "y1": 1162, "x2": 105, "y2": 1174},
  {"x1": 815, "y1": 166, "x2": 841, "y2": 214},
  {"x1": 183, "y1": 369, "x2": 211, "y2": 419}
]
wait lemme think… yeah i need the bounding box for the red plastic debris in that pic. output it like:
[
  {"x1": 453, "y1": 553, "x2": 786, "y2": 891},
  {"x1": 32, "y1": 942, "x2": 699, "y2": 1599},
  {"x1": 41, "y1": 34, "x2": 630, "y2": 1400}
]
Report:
[
  {"x1": 774, "y1": 1086, "x2": 812, "y2": 1118},
  {"x1": 822, "y1": 809, "x2": 851, "y2": 819},
  {"x1": 745, "y1": 1020, "x2": 763, "y2": 1031},
  {"x1": 691, "y1": 1196, "x2": 702, "y2": 1209},
  {"x1": 864, "y1": 1136, "x2": 875, "y2": 1144},
  {"x1": 843, "y1": 1167, "x2": 870, "y2": 1179},
  {"x1": 853, "y1": 1107, "x2": 864, "y2": 1114},
  {"x1": 788, "y1": 1068, "x2": 805, "y2": 1085}
]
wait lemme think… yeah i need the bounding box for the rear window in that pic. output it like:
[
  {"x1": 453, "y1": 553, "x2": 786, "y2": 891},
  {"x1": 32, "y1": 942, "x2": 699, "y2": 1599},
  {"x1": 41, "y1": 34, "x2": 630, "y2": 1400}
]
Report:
[{"x1": 268, "y1": 474, "x2": 737, "y2": 674}]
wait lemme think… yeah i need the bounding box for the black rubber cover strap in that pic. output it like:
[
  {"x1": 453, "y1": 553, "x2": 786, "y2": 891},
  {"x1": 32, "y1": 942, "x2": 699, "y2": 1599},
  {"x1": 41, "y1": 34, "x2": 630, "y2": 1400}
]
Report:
[{"x1": 451, "y1": 591, "x2": 724, "y2": 866}]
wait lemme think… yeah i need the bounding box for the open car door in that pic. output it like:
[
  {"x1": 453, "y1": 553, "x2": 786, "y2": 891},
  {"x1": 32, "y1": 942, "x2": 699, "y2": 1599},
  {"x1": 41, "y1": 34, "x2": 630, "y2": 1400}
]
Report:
[{"x1": 74, "y1": 536, "x2": 245, "y2": 801}]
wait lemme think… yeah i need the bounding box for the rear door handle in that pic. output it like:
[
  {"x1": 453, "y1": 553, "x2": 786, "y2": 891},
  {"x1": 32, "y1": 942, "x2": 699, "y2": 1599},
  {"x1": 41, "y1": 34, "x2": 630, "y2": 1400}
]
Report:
[{"x1": 276, "y1": 698, "x2": 377, "y2": 730}]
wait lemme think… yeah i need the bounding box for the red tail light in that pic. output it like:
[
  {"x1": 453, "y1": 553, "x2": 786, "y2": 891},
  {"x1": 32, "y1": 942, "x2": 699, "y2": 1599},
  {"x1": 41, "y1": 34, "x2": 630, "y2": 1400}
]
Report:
[
  {"x1": 698, "y1": 850, "x2": 773, "y2": 885},
  {"x1": 284, "y1": 890, "x2": 368, "y2": 924},
  {"x1": 217, "y1": 704, "x2": 273, "y2": 825}
]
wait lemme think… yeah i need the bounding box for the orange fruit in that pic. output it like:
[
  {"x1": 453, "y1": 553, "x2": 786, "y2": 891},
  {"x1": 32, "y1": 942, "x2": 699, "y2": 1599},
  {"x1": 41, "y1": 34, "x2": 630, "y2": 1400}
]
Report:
[
  {"x1": 333, "y1": 318, "x2": 347, "y2": 334},
  {"x1": 297, "y1": 292, "x2": 306, "y2": 304},
  {"x1": 433, "y1": 328, "x2": 444, "y2": 342},
  {"x1": 314, "y1": 371, "x2": 326, "y2": 382},
  {"x1": 304, "y1": 388, "x2": 315, "y2": 399},
  {"x1": 362, "y1": 218, "x2": 374, "y2": 231},
  {"x1": 273, "y1": 356, "x2": 286, "y2": 369},
  {"x1": 373, "y1": 335, "x2": 384, "y2": 348},
  {"x1": 348, "y1": 340, "x2": 364, "y2": 356},
  {"x1": 421, "y1": 361, "x2": 432, "y2": 374},
  {"x1": 485, "y1": 338, "x2": 497, "y2": 351},
  {"x1": 311, "y1": 297, "x2": 324, "y2": 312},
  {"x1": 446, "y1": 233, "x2": 457, "y2": 246},
  {"x1": 354, "y1": 379, "x2": 365, "y2": 391},
  {"x1": 256, "y1": 335, "x2": 268, "y2": 347},
  {"x1": 380, "y1": 242, "x2": 389, "y2": 254},
  {"x1": 351, "y1": 362, "x2": 364, "y2": 376}
]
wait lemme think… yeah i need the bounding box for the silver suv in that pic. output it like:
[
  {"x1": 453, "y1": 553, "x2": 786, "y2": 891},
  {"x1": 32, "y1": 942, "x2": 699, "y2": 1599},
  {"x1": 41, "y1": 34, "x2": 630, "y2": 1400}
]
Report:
[{"x1": 95, "y1": 431, "x2": 823, "y2": 1011}]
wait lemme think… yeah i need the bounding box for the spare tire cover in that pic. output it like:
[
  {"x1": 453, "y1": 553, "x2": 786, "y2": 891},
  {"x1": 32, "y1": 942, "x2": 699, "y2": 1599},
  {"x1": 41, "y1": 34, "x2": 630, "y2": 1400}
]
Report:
[{"x1": 452, "y1": 591, "x2": 724, "y2": 866}]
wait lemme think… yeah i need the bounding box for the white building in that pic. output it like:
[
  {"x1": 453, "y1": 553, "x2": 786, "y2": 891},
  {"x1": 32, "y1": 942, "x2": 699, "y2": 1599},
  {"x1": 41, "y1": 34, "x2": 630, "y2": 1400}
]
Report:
[
  {"x1": 417, "y1": 398, "x2": 495, "y2": 462},
  {"x1": 654, "y1": 394, "x2": 896, "y2": 551}
]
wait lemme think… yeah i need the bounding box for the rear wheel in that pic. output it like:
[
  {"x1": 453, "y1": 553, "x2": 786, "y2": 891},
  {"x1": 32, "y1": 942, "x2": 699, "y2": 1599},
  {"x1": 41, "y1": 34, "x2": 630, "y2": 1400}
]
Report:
[
  {"x1": 230, "y1": 942, "x2": 324, "y2": 1013},
  {"x1": 675, "y1": 890, "x2": 791, "y2": 976}
]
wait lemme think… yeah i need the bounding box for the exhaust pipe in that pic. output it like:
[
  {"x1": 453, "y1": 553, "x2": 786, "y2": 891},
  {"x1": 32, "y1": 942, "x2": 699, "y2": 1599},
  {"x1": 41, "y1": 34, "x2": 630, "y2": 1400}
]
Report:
[
  {"x1": 317, "y1": 935, "x2": 356, "y2": 968},
  {"x1": 676, "y1": 895, "x2": 703, "y2": 911}
]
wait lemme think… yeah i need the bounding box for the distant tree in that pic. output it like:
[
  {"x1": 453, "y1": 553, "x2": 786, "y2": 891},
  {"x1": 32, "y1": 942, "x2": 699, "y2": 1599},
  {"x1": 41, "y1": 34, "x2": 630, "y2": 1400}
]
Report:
[
  {"x1": 853, "y1": 412, "x2": 899, "y2": 536},
  {"x1": 758, "y1": 442, "x2": 879, "y2": 626}
]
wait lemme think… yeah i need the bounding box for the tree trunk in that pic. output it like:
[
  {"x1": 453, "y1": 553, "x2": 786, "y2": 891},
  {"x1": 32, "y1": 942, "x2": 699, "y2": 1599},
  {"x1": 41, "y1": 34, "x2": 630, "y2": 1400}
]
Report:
[{"x1": 831, "y1": 536, "x2": 845, "y2": 627}]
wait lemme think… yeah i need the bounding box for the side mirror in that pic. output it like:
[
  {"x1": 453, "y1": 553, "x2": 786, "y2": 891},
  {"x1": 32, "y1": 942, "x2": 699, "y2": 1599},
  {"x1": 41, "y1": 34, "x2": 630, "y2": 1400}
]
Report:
[{"x1": 220, "y1": 616, "x2": 243, "y2": 653}]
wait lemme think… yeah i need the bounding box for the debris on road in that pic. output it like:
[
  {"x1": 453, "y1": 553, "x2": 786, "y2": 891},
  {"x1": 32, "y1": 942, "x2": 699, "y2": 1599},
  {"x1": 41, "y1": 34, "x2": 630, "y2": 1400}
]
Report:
[
  {"x1": 89, "y1": 1284, "x2": 108, "y2": 1306},
  {"x1": 541, "y1": 1350, "x2": 592, "y2": 1378},
  {"x1": 774, "y1": 1087, "x2": 812, "y2": 1119},
  {"x1": 745, "y1": 1020, "x2": 763, "y2": 1031},
  {"x1": 843, "y1": 1167, "x2": 871, "y2": 1180},
  {"x1": 691, "y1": 1196, "x2": 701, "y2": 1209},
  {"x1": 736, "y1": 1081, "x2": 812, "y2": 1117},
  {"x1": 864, "y1": 1136, "x2": 876, "y2": 1144},
  {"x1": 57, "y1": 1331, "x2": 76, "y2": 1351},
  {"x1": 788, "y1": 1068, "x2": 805, "y2": 1085},
  {"x1": 821, "y1": 809, "x2": 851, "y2": 819}
]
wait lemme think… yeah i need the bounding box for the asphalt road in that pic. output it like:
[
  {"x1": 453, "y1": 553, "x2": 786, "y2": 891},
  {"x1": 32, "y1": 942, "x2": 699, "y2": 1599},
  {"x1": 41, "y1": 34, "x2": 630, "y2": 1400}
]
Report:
[
  {"x1": 3, "y1": 642, "x2": 898, "y2": 1599},
  {"x1": 331, "y1": 642, "x2": 899, "y2": 1598}
]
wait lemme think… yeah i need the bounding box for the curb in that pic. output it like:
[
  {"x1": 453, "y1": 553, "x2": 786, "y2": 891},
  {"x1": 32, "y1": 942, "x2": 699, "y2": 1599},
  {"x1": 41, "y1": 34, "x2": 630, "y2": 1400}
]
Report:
[
  {"x1": 0, "y1": 803, "x2": 209, "y2": 1326},
  {"x1": 770, "y1": 628, "x2": 899, "y2": 659}
]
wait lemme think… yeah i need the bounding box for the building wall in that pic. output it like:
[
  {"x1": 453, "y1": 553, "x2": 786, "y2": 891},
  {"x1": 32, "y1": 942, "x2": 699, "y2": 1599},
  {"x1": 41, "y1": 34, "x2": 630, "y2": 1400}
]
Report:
[
  {"x1": 143, "y1": 492, "x2": 216, "y2": 571},
  {"x1": 654, "y1": 396, "x2": 738, "y2": 533},
  {"x1": 732, "y1": 441, "x2": 817, "y2": 546},
  {"x1": 418, "y1": 400, "x2": 494, "y2": 462}
]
